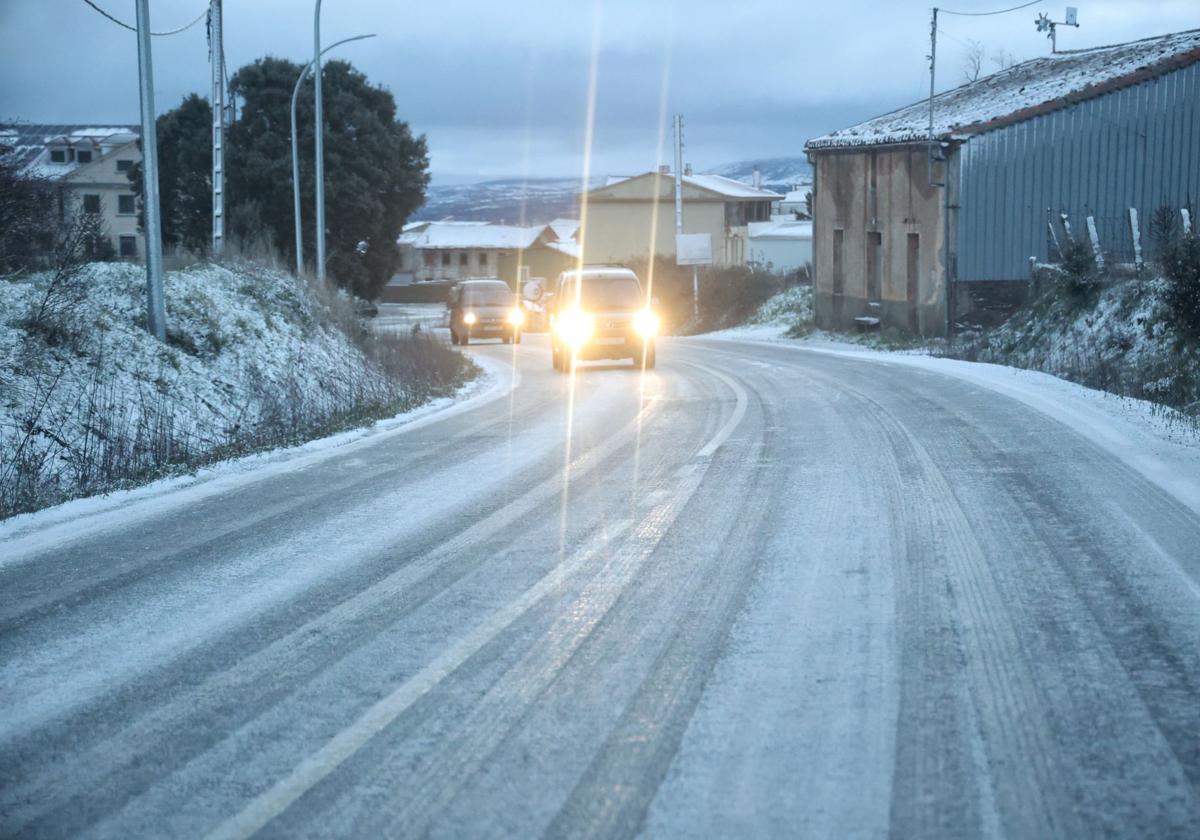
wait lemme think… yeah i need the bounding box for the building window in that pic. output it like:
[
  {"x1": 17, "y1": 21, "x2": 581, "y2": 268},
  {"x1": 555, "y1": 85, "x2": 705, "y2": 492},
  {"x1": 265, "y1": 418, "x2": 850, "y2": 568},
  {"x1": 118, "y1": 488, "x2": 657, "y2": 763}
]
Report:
[
  {"x1": 423, "y1": 251, "x2": 436, "y2": 267},
  {"x1": 460, "y1": 252, "x2": 469, "y2": 267},
  {"x1": 478, "y1": 252, "x2": 488, "y2": 267},
  {"x1": 118, "y1": 194, "x2": 135, "y2": 215},
  {"x1": 441, "y1": 252, "x2": 451, "y2": 267},
  {"x1": 82, "y1": 194, "x2": 101, "y2": 215},
  {"x1": 832, "y1": 229, "x2": 844, "y2": 295},
  {"x1": 116, "y1": 159, "x2": 133, "y2": 173},
  {"x1": 866, "y1": 231, "x2": 882, "y2": 301},
  {"x1": 906, "y1": 234, "x2": 920, "y2": 303},
  {"x1": 76, "y1": 150, "x2": 93, "y2": 164},
  {"x1": 50, "y1": 149, "x2": 66, "y2": 163},
  {"x1": 119, "y1": 236, "x2": 137, "y2": 258}
]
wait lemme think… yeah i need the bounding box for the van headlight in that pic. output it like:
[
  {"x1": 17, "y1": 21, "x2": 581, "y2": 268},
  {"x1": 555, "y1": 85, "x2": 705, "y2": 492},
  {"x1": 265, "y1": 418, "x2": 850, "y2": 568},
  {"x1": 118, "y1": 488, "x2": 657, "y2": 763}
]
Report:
[
  {"x1": 463, "y1": 311, "x2": 477, "y2": 326},
  {"x1": 633, "y1": 309, "x2": 659, "y2": 338},
  {"x1": 507, "y1": 307, "x2": 525, "y2": 326},
  {"x1": 555, "y1": 309, "x2": 594, "y2": 346}
]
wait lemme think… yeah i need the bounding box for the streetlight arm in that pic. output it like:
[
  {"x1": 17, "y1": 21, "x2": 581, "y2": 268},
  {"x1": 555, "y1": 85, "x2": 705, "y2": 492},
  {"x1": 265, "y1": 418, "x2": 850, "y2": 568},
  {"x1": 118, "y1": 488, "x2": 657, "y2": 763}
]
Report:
[{"x1": 291, "y1": 33, "x2": 376, "y2": 276}]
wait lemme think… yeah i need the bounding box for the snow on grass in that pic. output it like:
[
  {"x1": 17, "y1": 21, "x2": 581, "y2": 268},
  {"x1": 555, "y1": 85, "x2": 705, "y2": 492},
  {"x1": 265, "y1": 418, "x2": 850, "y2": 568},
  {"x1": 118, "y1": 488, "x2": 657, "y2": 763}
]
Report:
[
  {"x1": 0, "y1": 261, "x2": 474, "y2": 518},
  {"x1": 945, "y1": 276, "x2": 1200, "y2": 414},
  {"x1": 0, "y1": 354, "x2": 512, "y2": 565}
]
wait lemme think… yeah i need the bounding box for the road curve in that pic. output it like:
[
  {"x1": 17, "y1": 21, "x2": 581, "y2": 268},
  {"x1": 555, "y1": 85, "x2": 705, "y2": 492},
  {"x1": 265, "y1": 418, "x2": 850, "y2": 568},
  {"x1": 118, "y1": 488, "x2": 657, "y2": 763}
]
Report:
[{"x1": 2, "y1": 333, "x2": 1199, "y2": 838}]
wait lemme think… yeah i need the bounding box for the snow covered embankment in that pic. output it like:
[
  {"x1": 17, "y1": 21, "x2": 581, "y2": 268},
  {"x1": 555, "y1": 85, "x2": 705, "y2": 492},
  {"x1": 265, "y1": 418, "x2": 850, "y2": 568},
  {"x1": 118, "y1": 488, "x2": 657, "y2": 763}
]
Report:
[
  {"x1": 945, "y1": 275, "x2": 1200, "y2": 418},
  {"x1": 0, "y1": 262, "x2": 473, "y2": 519}
]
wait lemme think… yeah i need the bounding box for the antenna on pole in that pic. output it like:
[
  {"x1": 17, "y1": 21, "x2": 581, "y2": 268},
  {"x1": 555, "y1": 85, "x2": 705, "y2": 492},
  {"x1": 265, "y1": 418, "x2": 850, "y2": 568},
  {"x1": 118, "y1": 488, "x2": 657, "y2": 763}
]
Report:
[
  {"x1": 1036, "y1": 7, "x2": 1079, "y2": 53},
  {"x1": 209, "y1": 0, "x2": 225, "y2": 257}
]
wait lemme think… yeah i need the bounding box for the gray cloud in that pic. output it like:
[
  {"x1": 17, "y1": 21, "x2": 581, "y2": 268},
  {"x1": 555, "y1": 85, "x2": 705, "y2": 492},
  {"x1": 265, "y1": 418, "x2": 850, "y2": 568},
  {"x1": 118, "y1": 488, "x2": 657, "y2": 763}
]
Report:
[{"x1": 2, "y1": 0, "x2": 1196, "y2": 181}]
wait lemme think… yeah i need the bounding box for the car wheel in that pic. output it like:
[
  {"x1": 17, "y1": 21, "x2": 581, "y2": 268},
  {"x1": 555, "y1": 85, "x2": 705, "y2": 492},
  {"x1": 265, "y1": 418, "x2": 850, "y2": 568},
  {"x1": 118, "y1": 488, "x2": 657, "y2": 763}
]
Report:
[
  {"x1": 513, "y1": 332, "x2": 521, "y2": 345},
  {"x1": 461, "y1": 332, "x2": 469, "y2": 346},
  {"x1": 449, "y1": 329, "x2": 459, "y2": 345}
]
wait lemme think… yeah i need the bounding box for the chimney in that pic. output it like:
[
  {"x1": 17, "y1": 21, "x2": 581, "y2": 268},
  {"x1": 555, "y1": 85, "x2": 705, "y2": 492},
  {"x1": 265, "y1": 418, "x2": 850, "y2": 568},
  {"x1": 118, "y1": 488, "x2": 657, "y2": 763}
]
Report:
[
  {"x1": 752, "y1": 167, "x2": 762, "y2": 189},
  {"x1": 684, "y1": 163, "x2": 693, "y2": 176}
]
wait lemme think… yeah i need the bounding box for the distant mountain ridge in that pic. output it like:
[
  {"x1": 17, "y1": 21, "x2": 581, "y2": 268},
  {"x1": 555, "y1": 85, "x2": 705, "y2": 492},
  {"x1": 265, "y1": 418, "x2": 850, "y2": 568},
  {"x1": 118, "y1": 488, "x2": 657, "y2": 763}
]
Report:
[{"x1": 413, "y1": 156, "x2": 812, "y2": 225}]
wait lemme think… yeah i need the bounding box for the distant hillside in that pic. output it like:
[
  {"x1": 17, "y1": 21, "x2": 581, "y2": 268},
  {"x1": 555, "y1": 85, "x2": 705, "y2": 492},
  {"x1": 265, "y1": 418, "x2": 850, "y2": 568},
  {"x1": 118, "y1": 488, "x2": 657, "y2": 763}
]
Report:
[
  {"x1": 414, "y1": 156, "x2": 813, "y2": 224},
  {"x1": 710, "y1": 157, "x2": 812, "y2": 191},
  {"x1": 411, "y1": 177, "x2": 599, "y2": 224}
]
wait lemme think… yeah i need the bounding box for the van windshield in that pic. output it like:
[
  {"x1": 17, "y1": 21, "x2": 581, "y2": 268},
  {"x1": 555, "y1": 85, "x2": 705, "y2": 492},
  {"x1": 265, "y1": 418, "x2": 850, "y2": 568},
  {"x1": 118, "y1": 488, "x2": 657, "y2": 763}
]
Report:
[
  {"x1": 461, "y1": 285, "x2": 512, "y2": 306},
  {"x1": 560, "y1": 277, "x2": 642, "y2": 311}
]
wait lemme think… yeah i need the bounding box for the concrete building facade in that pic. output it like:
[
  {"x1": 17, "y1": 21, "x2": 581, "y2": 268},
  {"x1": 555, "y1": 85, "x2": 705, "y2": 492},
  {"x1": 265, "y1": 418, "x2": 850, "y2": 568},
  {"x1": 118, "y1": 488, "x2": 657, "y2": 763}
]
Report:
[
  {"x1": 1, "y1": 125, "x2": 143, "y2": 259},
  {"x1": 805, "y1": 29, "x2": 1200, "y2": 336}
]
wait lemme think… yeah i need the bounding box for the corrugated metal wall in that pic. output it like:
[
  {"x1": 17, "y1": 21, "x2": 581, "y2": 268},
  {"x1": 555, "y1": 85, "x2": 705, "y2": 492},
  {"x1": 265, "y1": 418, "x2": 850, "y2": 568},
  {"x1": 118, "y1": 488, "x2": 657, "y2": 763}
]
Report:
[{"x1": 956, "y1": 61, "x2": 1200, "y2": 281}]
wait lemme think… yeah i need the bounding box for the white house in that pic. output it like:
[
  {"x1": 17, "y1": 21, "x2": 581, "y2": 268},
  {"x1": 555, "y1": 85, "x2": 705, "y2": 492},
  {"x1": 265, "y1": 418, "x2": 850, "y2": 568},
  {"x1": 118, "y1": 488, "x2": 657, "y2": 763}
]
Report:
[{"x1": 747, "y1": 218, "x2": 813, "y2": 274}]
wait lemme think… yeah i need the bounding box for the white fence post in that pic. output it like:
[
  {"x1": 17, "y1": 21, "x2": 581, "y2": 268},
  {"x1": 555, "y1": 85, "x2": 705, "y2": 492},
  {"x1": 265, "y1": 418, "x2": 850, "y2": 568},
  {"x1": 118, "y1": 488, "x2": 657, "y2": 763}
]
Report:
[{"x1": 1086, "y1": 215, "x2": 1104, "y2": 271}]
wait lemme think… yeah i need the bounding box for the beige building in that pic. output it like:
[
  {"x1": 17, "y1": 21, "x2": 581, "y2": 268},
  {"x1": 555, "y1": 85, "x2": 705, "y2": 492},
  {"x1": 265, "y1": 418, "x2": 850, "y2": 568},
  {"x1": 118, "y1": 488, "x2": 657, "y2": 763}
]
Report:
[
  {"x1": 396, "y1": 221, "x2": 578, "y2": 289},
  {"x1": 2, "y1": 125, "x2": 143, "y2": 259},
  {"x1": 579, "y1": 170, "x2": 781, "y2": 266}
]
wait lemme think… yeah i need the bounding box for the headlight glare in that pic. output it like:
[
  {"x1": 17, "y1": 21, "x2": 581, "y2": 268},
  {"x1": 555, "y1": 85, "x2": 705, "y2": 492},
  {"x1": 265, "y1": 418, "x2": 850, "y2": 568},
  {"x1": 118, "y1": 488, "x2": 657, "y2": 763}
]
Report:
[
  {"x1": 555, "y1": 309, "x2": 594, "y2": 346},
  {"x1": 463, "y1": 311, "x2": 477, "y2": 326},
  {"x1": 633, "y1": 309, "x2": 660, "y2": 338},
  {"x1": 507, "y1": 307, "x2": 525, "y2": 326}
]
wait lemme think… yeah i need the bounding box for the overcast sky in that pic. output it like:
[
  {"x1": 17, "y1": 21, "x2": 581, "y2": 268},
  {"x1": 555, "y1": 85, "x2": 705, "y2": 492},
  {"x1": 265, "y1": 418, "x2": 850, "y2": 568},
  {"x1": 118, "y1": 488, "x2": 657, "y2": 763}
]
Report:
[{"x1": 1, "y1": 1, "x2": 1196, "y2": 183}]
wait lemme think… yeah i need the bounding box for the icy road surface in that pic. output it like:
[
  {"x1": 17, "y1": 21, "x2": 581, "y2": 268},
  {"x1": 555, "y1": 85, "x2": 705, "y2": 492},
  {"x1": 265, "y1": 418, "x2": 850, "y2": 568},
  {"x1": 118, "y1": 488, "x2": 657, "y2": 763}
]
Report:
[{"x1": 3, "y1": 334, "x2": 1200, "y2": 838}]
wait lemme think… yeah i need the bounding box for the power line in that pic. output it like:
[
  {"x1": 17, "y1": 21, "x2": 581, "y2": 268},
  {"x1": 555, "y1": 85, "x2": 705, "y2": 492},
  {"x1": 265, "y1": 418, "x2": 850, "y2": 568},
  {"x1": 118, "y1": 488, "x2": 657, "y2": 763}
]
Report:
[
  {"x1": 940, "y1": 0, "x2": 1042, "y2": 17},
  {"x1": 81, "y1": 0, "x2": 207, "y2": 36}
]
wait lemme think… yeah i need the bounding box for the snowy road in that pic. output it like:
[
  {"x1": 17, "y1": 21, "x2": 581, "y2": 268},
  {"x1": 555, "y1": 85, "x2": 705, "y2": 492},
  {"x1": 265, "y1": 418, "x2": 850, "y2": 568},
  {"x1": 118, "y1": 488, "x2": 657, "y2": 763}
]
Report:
[{"x1": 3, "y1": 334, "x2": 1200, "y2": 838}]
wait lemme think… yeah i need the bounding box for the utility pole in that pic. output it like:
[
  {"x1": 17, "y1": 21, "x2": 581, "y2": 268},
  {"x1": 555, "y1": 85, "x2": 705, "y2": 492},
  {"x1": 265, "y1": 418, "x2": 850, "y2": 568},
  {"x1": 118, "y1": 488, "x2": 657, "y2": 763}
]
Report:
[
  {"x1": 135, "y1": 0, "x2": 166, "y2": 341},
  {"x1": 313, "y1": 0, "x2": 327, "y2": 283},
  {"x1": 209, "y1": 0, "x2": 225, "y2": 257},
  {"x1": 927, "y1": 7, "x2": 938, "y2": 189},
  {"x1": 673, "y1": 114, "x2": 697, "y2": 318}
]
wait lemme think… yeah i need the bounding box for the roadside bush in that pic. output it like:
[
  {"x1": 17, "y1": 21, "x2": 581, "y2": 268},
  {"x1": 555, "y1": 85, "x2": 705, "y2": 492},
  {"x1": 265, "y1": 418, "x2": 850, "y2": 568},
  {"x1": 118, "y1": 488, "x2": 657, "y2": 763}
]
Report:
[
  {"x1": 621, "y1": 254, "x2": 794, "y2": 334},
  {"x1": 1160, "y1": 230, "x2": 1200, "y2": 339},
  {"x1": 1058, "y1": 235, "x2": 1101, "y2": 299}
]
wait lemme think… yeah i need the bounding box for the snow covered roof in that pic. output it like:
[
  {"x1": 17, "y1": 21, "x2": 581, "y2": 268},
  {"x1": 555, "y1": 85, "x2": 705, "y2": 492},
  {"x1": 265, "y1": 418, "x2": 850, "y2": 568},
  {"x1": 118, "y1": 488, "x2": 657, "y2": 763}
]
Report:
[
  {"x1": 546, "y1": 239, "x2": 581, "y2": 258},
  {"x1": 781, "y1": 189, "x2": 809, "y2": 205},
  {"x1": 748, "y1": 219, "x2": 813, "y2": 241},
  {"x1": 807, "y1": 28, "x2": 1200, "y2": 150},
  {"x1": 1, "y1": 123, "x2": 141, "y2": 177},
  {"x1": 591, "y1": 171, "x2": 782, "y2": 201},
  {"x1": 397, "y1": 222, "x2": 551, "y2": 250},
  {"x1": 549, "y1": 218, "x2": 580, "y2": 241}
]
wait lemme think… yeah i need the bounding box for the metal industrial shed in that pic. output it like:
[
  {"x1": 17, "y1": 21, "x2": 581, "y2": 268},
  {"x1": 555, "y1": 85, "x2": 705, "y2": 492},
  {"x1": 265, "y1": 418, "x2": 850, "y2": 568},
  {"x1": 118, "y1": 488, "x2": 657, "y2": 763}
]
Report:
[{"x1": 805, "y1": 29, "x2": 1200, "y2": 336}]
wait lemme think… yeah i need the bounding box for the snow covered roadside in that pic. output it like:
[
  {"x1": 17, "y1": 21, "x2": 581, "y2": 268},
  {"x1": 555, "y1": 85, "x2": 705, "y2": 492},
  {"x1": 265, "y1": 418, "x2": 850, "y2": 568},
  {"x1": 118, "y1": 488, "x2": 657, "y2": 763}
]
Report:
[
  {"x1": 706, "y1": 324, "x2": 1200, "y2": 517},
  {"x1": 0, "y1": 354, "x2": 514, "y2": 564}
]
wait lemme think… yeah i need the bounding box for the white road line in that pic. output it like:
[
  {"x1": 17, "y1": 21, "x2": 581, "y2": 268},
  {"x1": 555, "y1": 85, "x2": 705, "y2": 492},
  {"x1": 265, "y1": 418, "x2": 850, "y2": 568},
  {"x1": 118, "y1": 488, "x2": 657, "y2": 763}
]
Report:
[
  {"x1": 206, "y1": 355, "x2": 745, "y2": 839},
  {"x1": 690, "y1": 363, "x2": 749, "y2": 459},
  {"x1": 205, "y1": 519, "x2": 633, "y2": 840}
]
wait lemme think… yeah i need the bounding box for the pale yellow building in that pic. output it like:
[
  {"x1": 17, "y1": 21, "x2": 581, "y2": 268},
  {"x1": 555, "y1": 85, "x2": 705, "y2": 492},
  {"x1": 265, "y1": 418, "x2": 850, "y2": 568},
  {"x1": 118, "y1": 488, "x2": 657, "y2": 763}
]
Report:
[{"x1": 579, "y1": 170, "x2": 781, "y2": 267}]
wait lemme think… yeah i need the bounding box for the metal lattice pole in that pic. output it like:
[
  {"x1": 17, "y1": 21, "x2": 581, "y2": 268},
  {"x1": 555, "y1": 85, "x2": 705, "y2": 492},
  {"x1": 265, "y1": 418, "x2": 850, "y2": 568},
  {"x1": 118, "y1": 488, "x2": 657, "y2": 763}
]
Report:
[
  {"x1": 135, "y1": 0, "x2": 166, "y2": 340},
  {"x1": 210, "y1": 0, "x2": 225, "y2": 257}
]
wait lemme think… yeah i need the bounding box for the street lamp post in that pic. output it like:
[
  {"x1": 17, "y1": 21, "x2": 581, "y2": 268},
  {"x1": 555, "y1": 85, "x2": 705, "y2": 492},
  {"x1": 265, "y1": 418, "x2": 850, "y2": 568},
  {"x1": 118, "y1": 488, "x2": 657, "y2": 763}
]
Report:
[
  {"x1": 313, "y1": 0, "x2": 327, "y2": 283},
  {"x1": 291, "y1": 33, "x2": 375, "y2": 276}
]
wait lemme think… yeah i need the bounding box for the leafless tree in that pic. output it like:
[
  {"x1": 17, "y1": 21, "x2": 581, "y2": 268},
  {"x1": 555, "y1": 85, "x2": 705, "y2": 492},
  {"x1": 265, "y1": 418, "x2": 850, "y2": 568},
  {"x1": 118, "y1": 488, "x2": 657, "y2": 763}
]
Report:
[
  {"x1": 962, "y1": 39, "x2": 986, "y2": 83},
  {"x1": 990, "y1": 49, "x2": 1018, "y2": 71}
]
